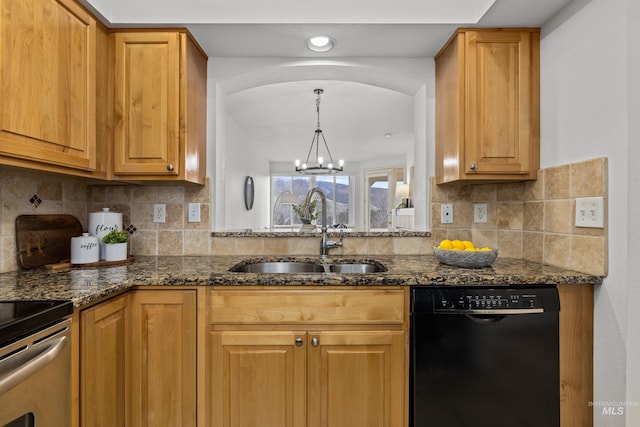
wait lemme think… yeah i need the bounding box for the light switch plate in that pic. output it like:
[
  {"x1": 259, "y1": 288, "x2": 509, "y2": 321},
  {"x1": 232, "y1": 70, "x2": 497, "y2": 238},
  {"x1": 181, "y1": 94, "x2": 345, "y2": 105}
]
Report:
[{"x1": 575, "y1": 197, "x2": 605, "y2": 228}]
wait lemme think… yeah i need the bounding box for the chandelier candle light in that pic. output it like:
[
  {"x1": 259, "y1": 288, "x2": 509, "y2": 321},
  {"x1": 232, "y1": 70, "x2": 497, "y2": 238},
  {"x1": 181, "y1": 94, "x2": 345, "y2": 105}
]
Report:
[{"x1": 295, "y1": 89, "x2": 344, "y2": 175}]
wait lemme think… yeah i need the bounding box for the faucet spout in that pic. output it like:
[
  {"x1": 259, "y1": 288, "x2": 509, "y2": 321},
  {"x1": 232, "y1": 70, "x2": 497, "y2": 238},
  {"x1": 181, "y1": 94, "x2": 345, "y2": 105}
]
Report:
[{"x1": 303, "y1": 187, "x2": 343, "y2": 258}]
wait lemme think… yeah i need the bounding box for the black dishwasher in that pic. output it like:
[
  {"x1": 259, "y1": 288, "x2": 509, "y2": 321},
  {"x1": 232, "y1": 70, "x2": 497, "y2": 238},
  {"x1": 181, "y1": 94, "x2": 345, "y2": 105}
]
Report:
[{"x1": 410, "y1": 286, "x2": 560, "y2": 427}]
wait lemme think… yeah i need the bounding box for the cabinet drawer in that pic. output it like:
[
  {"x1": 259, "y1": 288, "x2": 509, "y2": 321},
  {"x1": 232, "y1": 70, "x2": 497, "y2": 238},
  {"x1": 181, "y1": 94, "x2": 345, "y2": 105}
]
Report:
[{"x1": 209, "y1": 289, "x2": 405, "y2": 325}]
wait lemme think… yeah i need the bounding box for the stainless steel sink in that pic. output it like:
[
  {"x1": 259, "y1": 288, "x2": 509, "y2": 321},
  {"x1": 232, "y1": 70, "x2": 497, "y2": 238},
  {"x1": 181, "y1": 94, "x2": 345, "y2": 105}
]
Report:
[
  {"x1": 230, "y1": 261, "x2": 325, "y2": 273},
  {"x1": 230, "y1": 259, "x2": 387, "y2": 274},
  {"x1": 329, "y1": 263, "x2": 386, "y2": 273}
]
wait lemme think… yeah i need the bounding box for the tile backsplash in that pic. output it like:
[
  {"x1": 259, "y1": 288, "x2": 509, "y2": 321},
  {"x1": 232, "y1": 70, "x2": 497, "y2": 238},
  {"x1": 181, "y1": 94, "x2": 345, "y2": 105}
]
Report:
[
  {"x1": 1, "y1": 157, "x2": 608, "y2": 276},
  {"x1": 430, "y1": 157, "x2": 608, "y2": 276}
]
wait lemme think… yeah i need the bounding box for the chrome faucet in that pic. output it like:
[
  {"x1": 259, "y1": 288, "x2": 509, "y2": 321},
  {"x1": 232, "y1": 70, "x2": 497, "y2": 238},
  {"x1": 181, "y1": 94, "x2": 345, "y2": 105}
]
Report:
[{"x1": 302, "y1": 187, "x2": 343, "y2": 258}]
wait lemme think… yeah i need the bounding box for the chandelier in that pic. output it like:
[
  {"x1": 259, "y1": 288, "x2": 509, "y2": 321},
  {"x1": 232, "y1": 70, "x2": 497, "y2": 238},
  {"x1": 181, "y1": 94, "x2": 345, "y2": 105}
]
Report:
[{"x1": 295, "y1": 89, "x2": 344, "y2": 175}]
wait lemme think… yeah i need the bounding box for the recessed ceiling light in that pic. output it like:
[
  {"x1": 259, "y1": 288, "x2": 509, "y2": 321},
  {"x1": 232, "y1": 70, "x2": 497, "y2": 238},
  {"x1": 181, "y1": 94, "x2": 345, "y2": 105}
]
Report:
[
  {"x1": 385, "y1": 133, "x2": 392, "y2": 138},
  {"x1": 306, "y1": 35, "x2": 336, "y2": 52}
]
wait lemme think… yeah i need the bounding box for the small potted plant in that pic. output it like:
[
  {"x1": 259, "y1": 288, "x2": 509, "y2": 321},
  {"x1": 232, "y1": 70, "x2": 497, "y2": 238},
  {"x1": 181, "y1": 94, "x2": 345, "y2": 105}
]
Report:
[
  {"x1": 293, "y1": 199, "x2": 318, "y2": 231},
  {"x1": 101, "y1": 229, "x2": 129, "y2": 261}
]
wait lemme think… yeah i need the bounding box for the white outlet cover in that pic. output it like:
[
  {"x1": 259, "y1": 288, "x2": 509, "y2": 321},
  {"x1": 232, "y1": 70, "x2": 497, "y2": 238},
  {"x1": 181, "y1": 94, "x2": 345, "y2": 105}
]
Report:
[
  {"x1": 441, "y1": 204, "x2": 453, "y2": 224},
  {"x1": 154, "y1": 203, "x2": 166, "y2": 223},
  {"x1": 188, "y1": 203, "x2": 201, "y2": 223},
  {"x1": 575, "y1": 197, "x2": 605, "y2": 228},
  {"x1": 474, "y1": 203, "x2": 488, "y2": 223}
]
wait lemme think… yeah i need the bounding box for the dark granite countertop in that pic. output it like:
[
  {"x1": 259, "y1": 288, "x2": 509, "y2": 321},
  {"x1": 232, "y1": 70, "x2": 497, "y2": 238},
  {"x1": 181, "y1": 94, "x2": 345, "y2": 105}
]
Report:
[{"x1": 0, "y1": 255, "x2": 603, "y2": 308}]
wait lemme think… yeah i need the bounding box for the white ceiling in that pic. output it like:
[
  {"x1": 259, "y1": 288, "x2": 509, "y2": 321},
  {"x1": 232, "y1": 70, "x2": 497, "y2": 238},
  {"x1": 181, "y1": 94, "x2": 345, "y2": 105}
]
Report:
[{"x1": 81, "y1": 0, "x2": 572, "y2": 165}]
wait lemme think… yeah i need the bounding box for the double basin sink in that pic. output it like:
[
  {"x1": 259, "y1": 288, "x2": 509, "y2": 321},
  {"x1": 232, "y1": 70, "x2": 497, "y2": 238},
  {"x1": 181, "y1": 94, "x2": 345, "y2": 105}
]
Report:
[{"x1": 230, "y1": 259, "x2": 387, "y2": 274}]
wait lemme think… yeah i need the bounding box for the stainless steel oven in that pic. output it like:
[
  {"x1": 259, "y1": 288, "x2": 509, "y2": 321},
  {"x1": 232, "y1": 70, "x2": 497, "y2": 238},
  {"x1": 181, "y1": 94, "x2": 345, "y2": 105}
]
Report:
[{"x1": 0, "y1": 301, "x2": 73, "y2": 427}]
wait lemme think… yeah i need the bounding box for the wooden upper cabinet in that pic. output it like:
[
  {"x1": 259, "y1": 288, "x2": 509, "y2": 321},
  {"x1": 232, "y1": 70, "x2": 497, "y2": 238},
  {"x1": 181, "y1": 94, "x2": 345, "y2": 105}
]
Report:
[
  {"x1": 0, "y1": 0, "x2": 97, "y2": 171},
  {"x1": 113, "y1": 30, "x2": 207, "y2": 184},
  {"x1": 435, "y1": 28, "x2": 540, "y2": 184}
]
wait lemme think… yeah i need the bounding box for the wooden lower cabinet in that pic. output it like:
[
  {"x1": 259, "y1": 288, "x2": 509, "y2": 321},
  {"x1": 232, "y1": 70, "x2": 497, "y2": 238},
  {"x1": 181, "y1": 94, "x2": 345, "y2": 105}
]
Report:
[
  {"x1": 80, "y1": 289, "x2": 197, "y2": 427},
  {"x1": 130, "y1": 289, "x2": 198, "y2": 427},
  {"x1": 80, "y1": 293, "x2": 130, "y2": 427},
  {"x1": 207, "y1": 288, "x2": 407, "y2": 427}
]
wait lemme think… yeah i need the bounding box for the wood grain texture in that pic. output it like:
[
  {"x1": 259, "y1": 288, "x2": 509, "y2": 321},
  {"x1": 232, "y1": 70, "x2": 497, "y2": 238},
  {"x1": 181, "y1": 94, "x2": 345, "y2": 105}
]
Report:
[
  {"x1": 435, "y1": 28, "x2": 540, "y2": 184},
  {"x1": 209, "y1": 289, "x2": 405, "y2": 325},
  {"x1": 81, "y1": 294, "x2": 130, "y2": 427},
  {"x1": 558, "y1": 284, "x2": 594, "y2": 427},
  {"x1": 0, "y1": 0, "x2": 96, "y2": 171},
  {"x1": 15, "y1": 214, "x2": 83, "y2": 268},
  {"x1": 130, "y1": 290, "x2": 197, "y2": 426}
]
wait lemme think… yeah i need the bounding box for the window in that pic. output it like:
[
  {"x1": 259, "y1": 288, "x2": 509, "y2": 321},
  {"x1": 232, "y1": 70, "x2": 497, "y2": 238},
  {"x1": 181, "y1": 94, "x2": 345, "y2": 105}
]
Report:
[{"x1": 272, "y1": 175, "x2": 353, "y2": 228}]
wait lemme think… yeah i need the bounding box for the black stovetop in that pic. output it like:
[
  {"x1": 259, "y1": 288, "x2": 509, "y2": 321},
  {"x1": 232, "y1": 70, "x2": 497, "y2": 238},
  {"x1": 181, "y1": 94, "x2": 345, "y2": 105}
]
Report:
[{"x1": 0, "y1": 300, "x2": 73, "y2": 346}]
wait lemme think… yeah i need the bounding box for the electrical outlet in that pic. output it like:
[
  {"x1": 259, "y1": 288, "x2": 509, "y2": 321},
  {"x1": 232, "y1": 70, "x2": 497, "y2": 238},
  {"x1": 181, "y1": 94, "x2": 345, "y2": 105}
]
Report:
[
  {"x1": 188, "y1": 203, "x2": 201, "y2": 223},
  {"x1": 441, "y1": 204, "x2": 453, "y2": 224},
  {"x1": 575, "y1": 197, "x2": 605, "y2": 228},
  {"x1": 474, "y1": 203, "x2": 488, "y2": 223},
  {"x1": 154, "y1": 204, "x2": 166, "y2": 223}
]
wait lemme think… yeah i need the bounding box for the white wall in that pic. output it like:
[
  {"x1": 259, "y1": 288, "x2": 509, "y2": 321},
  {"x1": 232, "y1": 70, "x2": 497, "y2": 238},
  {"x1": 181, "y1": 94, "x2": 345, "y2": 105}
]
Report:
[
  {"x1": 223, "y1": 115, "x2": 271, "y2": 230},
  {"x1": 541, "y1": 0, "x2": 638, "y2": 425}
]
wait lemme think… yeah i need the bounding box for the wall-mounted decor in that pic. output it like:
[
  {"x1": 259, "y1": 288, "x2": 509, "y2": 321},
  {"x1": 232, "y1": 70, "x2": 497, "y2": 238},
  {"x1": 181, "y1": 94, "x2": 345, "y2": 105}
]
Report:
[{"x1": 244, "y1": 176, "x2": 254, "y2": 210}]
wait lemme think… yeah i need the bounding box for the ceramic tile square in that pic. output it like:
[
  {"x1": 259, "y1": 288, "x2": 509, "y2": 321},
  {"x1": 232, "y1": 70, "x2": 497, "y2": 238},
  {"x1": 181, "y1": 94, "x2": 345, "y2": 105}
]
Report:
[
  {"x1": 186, "y1": 179, "x2": 211, "y2": 203},
  {"x1": 446, "y1": 185, "x2": 472, "y2": 202},
  {"x1": 471, "y1": 183, "x2": 497, "y2": 202},
  {"x1": 393, "y1": 237, "x2": 421, "y2": 255},
  {"x1": 106, "y1": 186, "x2": 132, "y2": 204},
  {"x1": 367, "y1": 238, "x2": 395, "y2": 255},
  {"x1": 570, "y1": 157, "x2": 607, "y2": 198},
  {"x1": 158, "y1": 231, "x2": 184, "y2": 255},
  {"x1": 523, "y1": 170, "x2": 544, "y2": 201},
  {"x1": 427, "y1": 230, "x2": 447, "y2": 246},
  {"x1": 131, "y1": 203, "x2": 157, "y2": 230},
  {"x1": 287, "y1": 237, "x2": 317, "y2": 255},
  {"x1": 158, "y1": 204, "x2": 184, "y2": 229},
  {"x1": 63, "y1": 203, "x2": 88, "y2": 230},
  {"x1": 32, "y1": 201, "x2": 63, "y2": 214},
  {"x1": 88, "y1": 186, "x2": 106, "y2": 203},
  {"x1": 38, "y1": 179, "x2": 63, "y2": 202},
  {"x1": 543, "y1": 234, "x2": 571, "y2": 269},
  {"x1": 340, "y1": 237, "x2": 369, "y2": 255},
  {"x1": 447, "y1": 229, "x2": 472, "y2": 242},
  {"x1": 449, "y1": 202, "x2": 473, "y2": 228},
  {"x1": 158, "y1": 186, "x2": 185, "y2": 204},
  {"x1": 263, "y1": 237, "x2": 289, "y2": 255},
  {"x1": 497, "y1": 230, "x2": 523, "y2": 258},
  {"x1": 132, "y1": 186, "x2": 158, "y2": 203},
  {"x1": 430, "y1": 177, "x2": 447, "y2": 202},
  {"x1": 235, "y1": 238, "x2": 265, "y2": 255},
  {"x1": 63, "y1": 180, "x2": 88, "y2": 202},
  {"x1": 210, "y1": 237, "x2": 238, "y2": 256},
  {"x1": 419, "y1": 237, "x2": 438, "y2": 254},
  {"x1": 470, "y1": 229, "x2": 498, "y2": 250},
  {"x1": 496, "y1": 203, "x2": 523, "y2": 230},
  {"x1": 571, "y1": 235, "x2": 607, "y2": 276},
  {"x1": 496, "y1": 182, "x2": 524, "y2": 201},
  {"x1": 4, "y1": 175, "x2": 37, "y2": 200},
  {"x1": 184, "y1": 230, "x2": 211, "y2": 255},
  {"x1": 544, "y1": 200, "x2": 572, "y2": 233},
  {"x1": 544, "y1": 164, "x2": 570, "y2": 199},
  {"x1": 470, "y1": 202, "x2": 497, "y2": 229},
  {"x1": 523, "y1": 201, "x2": 544, "y2": 231},
  {"x1": 130, "y1": 231, "x2": 157, "y2": 256},
  {"x1": 522, "y1": 231, "x2": 543, "y2": 263},
  {"x1": 1, "y1": 235, "x2": 17, "y2": 273}
]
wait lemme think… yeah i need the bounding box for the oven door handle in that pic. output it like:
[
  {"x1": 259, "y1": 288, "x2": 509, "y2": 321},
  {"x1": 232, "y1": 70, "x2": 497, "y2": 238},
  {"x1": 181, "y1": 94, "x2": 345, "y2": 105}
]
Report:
[{"x1": 0, "y1": 335, "x2": 67, "y2": 395}]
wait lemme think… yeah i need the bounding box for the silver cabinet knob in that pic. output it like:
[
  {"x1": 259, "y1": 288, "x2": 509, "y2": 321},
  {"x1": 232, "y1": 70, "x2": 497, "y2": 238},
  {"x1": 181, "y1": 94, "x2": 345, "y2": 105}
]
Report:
[
  {"x1": 311, "y1": 337, "x2": 319, "y2": 347},
  {"x1": 295, "y1": 337, "x2": 303, "y2": 347},
  {"x1": 167, "y1": 164, "x2": 174, "y2": 171},
  {"x1": 470, "y1": 163, "x2": 478, "y2": 171}
]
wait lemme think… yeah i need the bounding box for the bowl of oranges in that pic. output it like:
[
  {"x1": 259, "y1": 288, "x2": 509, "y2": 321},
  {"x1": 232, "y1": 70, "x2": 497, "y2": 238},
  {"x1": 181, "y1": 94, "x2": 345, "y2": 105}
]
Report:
[{"x1": 433, "y1": 239, "x2": 498, "y2": 268}]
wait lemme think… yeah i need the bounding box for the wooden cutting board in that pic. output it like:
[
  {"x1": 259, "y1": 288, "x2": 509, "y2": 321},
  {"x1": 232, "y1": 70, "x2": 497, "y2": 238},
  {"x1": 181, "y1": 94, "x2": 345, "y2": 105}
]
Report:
[{"x1": 16, "y1": 214, "x2": 83, "y2": 269}]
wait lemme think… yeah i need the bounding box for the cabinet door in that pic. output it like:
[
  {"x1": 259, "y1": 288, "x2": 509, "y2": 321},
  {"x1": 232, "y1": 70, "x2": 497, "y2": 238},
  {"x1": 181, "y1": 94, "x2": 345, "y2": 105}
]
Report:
[
  {"x1": 114, "y1": 31, "x2": 180, "y2": 176},
  {"x1": 209, "y1": 331, "x2": 307, "y2": 427},
  {"x1": 308, "y1": 331, "x2": 405, "y2": 427},
  {"x1": 0, "y1": 0, "x2": 96, "y2": 170},
  {"x1": 81, "y1": 294, "x2": 129, "y2": 427},
  {"x1": 465, "y1": 30, "x2": 538, "y2": 176},
  {"x1": 130, "y1": 290, "x2": 197, "y2": 426}
]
